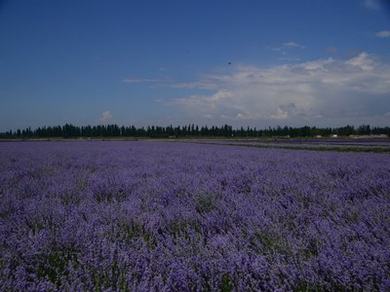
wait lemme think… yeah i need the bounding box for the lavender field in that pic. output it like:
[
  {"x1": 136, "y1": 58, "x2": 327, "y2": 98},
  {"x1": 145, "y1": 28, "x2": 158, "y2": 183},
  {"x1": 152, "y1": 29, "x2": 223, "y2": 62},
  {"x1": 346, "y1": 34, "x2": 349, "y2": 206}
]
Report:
[{"x1": 0, "y1": 141, "x2": 390, "y2": 291}]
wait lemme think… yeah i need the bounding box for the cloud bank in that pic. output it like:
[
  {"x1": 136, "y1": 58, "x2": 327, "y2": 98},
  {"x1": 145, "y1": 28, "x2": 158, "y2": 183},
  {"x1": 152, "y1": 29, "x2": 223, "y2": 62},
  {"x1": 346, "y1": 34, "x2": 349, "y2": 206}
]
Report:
[{"x1": 170, "y1": 52, "x2": 390, "y2": 126}]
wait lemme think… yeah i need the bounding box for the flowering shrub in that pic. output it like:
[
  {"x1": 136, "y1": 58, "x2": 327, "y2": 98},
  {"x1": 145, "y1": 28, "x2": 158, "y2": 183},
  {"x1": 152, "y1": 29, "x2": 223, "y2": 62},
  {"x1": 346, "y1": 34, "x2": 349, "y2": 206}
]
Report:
[{"x1": 0, "y1": 141, "x2": 389, "y2": 291}]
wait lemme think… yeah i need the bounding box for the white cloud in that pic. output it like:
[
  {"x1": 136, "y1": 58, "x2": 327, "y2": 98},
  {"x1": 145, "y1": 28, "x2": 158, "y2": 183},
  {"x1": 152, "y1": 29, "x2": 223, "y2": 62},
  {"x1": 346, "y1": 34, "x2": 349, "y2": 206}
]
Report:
[
  {"x1": 278, "y1": 57, "x2": 301, "y2": 62},
  {"x1": 376, "y1": 30, "x2": 390, "y2": 38},
  {"x1": 283, "y1": 41, "x2": 305, "y2": 49},
  {"x1": 171, "y1": 81, "x2": 218, "y2": 90},
  {"x1": 345, "y1": 52, "x2": 375, "y2": 71},
  {"x1": 100, "y1": 111, "x2": 112, "y2": 123},
  {"x1": 123, "y1": 78, "x2": 162, "y2": 83},
  {"x1": 268, "y1": 41, "x2": 305, "y2": 57},
  {"x1": 169, "y1": 52, "x2": 390, "y2": 126},
  {"x1": 271, "y1": 107, "x2": 289, "y2": 120},
  {"x1": 301, "y1": 58, "x2": 334, "y2": 70}
]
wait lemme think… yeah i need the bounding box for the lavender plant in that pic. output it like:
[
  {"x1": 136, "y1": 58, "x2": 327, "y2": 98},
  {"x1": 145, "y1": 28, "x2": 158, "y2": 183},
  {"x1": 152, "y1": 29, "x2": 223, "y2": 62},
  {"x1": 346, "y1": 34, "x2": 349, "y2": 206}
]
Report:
[{"x1": 0, "y1": 141, "x2": 389, "y2": 291}]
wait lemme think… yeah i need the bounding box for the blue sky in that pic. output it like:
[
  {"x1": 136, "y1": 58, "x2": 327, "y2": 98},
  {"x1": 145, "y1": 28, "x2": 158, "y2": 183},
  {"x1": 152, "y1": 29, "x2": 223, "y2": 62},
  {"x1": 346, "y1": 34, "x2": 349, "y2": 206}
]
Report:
[{"x1": 0, "y1": 0, "x2": 389, "y2": 130}]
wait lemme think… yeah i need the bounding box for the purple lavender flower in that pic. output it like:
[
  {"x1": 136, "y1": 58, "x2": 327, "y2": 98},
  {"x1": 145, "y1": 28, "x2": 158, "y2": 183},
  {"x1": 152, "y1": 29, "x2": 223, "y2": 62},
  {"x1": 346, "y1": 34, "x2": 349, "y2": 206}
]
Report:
[{"x1": 0, "y1": 141, "x2": 389, "y2": 291}]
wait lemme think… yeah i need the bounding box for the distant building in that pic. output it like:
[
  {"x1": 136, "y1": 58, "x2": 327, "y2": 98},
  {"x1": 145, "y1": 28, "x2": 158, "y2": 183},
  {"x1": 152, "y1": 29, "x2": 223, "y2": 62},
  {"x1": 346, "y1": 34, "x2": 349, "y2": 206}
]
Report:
[{"x1": 331, "y1": 134, "x2": 338, "y2": 138}]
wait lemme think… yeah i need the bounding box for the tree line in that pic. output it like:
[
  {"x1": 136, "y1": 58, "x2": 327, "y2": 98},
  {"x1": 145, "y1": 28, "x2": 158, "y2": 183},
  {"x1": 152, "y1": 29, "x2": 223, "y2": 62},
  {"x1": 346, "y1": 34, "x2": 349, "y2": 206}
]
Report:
[{"x1": 0, "y1": 124, "x2": 389, "y2": 139}]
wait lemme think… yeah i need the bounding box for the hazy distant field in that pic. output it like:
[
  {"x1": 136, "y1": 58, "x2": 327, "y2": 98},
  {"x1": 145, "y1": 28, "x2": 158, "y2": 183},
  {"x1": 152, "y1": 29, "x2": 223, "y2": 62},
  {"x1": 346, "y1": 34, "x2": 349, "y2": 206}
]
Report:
[{"x1": 1, "y1": 141, "x2": 389, "y2": 290}]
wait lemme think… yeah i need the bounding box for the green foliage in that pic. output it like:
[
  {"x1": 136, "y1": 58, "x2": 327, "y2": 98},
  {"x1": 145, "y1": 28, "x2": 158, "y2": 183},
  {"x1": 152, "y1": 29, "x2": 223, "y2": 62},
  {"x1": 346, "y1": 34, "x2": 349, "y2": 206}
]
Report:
[
  {"x1": 36, "y1": 248, "x2": 78, "y2": 287},
  {"x1": 93, "y1": 263, "x2": 128, "y2": 292},
  {"x1": 294, "y1": 281, "x2": 325, "y2": 292},
  {"x1": 195, "y1": 193, "x2": 216, "y2": 214},
  {"x1": 108, "y1": 220, "x2": 157, "y2": 249},
  {"x1": 220, "y1": 274, "x2": 234, "y2": 292},
  {"x1": 249, "y1": 230, "x2": 291, "y2": 256},
  {"x1": 302, "y1": 238, "x2": 321, "y2": 259},
  {"x1": 167, "y1": 218, "x2": 202, "y2": 239}
]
